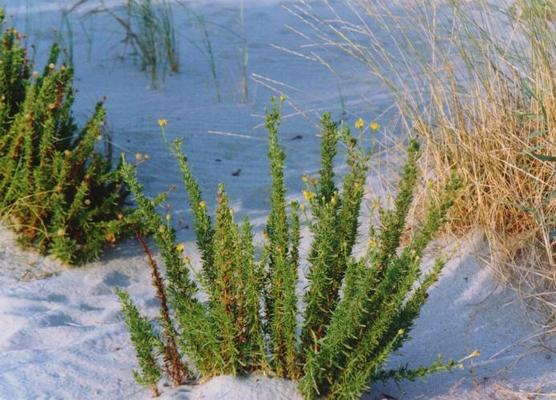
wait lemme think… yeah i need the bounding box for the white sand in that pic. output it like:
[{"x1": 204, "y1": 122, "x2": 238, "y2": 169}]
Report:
[{"x1": 0, "y1": 0, "x2": 554, "y2": 399}]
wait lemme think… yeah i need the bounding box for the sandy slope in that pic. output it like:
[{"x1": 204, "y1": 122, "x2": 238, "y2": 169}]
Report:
[{"x1": 0, "y1": 0, "x2": 554, "y2": 399}]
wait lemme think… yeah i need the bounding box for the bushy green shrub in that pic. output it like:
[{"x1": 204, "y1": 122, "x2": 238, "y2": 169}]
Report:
[
  {"x1": 119, "y1": 98, "x2": 462, "y2": 399},
  {"x1": 0, "y1": 17, "x2": 131, "y2": 265}
]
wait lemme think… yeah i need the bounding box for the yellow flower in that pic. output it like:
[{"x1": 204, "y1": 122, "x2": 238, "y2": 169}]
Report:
[
  {"x1": 64, "y1": 149, "x2": 72, "y2": 157},
  {"x1": 303, "y1": 190, "x2": 315, "y2": 202},
  {"x1": 302, "y1": 175, "x2": 309, "y2": 183},
  {"x1": 176, "y1": 243, "x2": 185, "y2": 253},
  {"x1": 158, "y1": 118, "x2": 168, "y2": 128},
  {"x1": 370, "y1": 121, "x2": 380, "y2": 131},
  {"x1": 158, "y1": 225, "x2": 166, "y2": 234},
  {"x1": 355, "y1": 118, "x2": 365, "y2": 131},
  {"x1": 371, "y1": 199, "x2": 381, "y2": 210},
  {"x1": 105, "y1": 232, "x2": 116, "y2": 243},
  {"x1": 56, "y1": 228, "x2": 65, "y2": 237},
  {"x1": 310, "y1": 177, "x2": 319, "y2": 186},
  {"x1": 199, "y1": 201, "x2": 206, "y2": 209},
  {"x1": 279, "y1": 95, "x2": 286, "y2": 103}
]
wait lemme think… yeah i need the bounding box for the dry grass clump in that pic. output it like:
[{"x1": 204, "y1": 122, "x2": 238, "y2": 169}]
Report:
[
  {"x1": 410, "y1": 0, "x2": 556, "y2": 325},
  {"x1": 291, "y1": 0, "x2": 556, "y2": 325},
  {"x1": 413, "y1": 48, "x2": 556, "y2": 320}
]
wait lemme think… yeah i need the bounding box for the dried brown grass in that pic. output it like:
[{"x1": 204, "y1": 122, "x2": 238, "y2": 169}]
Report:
[{"x1": 292, "y1": 0, "x2": 556, "y2": 328}]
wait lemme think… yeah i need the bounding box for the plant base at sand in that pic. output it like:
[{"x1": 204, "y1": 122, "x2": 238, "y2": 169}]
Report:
[
  {"x1": 118, "y1": 98, "x2": 463, "y2": 399},
  {"x1": 0, "y1": 15, "x2": 131, "y2": 265}
]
